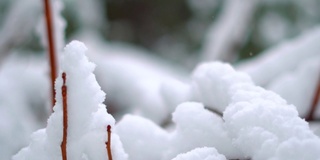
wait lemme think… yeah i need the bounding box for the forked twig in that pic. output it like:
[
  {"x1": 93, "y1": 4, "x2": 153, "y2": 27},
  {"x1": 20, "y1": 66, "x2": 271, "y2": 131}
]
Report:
[
  {"x1": 61, "y1": 72, "x2": 68, "y2": 160},
  {"x1": 43, "y1": 0, "x2": 57, "y2": 110},
  {"x1": 106, "y1": 125, "x2": 113, "y2": 160}
]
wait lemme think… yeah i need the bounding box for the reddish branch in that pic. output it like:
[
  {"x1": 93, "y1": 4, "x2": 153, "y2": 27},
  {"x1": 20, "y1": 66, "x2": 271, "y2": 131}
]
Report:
[
  {"x1": 306, "y1": 75, "x2": 320, "y2": 121},
  {"x1": 43, "y1": 0, "x2": 57, "y2": 109},
  {"x1": 106, "y1": 125, "x2": 113, "y2": 160},
  {"x1": 61, "y1": 72, "x2": 68, "y2": 160}
]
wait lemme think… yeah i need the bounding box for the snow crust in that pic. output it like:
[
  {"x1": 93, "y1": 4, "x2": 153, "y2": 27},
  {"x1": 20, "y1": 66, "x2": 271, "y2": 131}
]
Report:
[{"x1": 13, "y1": 41, "x2": 127, "y2": 160}]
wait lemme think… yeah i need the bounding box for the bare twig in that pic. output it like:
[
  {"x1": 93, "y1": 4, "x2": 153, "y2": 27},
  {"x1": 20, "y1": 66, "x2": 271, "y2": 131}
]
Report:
[
  {"x1": 106, "y1": 125, "x2": 113, "y2": 160},
  {"x1": 306, "y1": 75, "x2": 320, "y2": 121},
  {"x1": 43, "y1": 0, "x2": 58, "y2": 109},
  {"x1": 61, "y1": 72, "x2": 68, "y2": 160}
]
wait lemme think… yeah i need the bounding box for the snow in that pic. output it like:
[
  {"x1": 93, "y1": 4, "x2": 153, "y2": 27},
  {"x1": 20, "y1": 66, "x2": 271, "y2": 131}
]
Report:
[
  {"x1": 0, "y1": 53, "x2": 49, "y2": 160},
  {"x1": 224, "y1": 80, "x2": 320, "y2": 159},
  {"x1": 8, "y1": 54, "x2": 320, "y2": 159},
  {"x1": 258, "y1": 12, "x2": 290, "y2": 46},
  {"x1": 75, "y1": 32, "x2": 189, "y2": 124},
  {"x1": 268, "y1": 55, "x2": 320, "y2": 118},
  {"x1": 116, "y1": 102, "x2": 241, "y2": 160},
  {"x1": 237, "y1": 27, "x2": 320, "y2": 119},
  {"x1": 113, "y1": 61, "x2": 320, "y2": 159},
  {"x1": 160, "y1": 78, "x2": 191, "y2": 114},
  {"x1": 164, "y1": 102, "x2": 242, "y2": 160},
  {"x1": 186, "y1": 61, "x2": 320, "y2": 159},
  {"x1": 201, "y1": 0, "x2": 258, "y2": 62},
  {"x1": 13, "y1": 41, "x2": 128, "y2": 160},
  {"x1": 191, "y1": 62, "x2": 252, "y2": 113},
  {"x1": 2, "y1": 0, "x2": 320, "y2": 159},
  {"x1": 0, "y1": 0, "x2": 41, "y2": 62},
  {"x1": 116, "y1": 115, "x2": 169, "y2": 160},
  {"x1": 171, "y1": 147, "x2": 226, "y2": 160},
  {"x1": 237, "y1": 27, "x2": 320, "y2": 86}
]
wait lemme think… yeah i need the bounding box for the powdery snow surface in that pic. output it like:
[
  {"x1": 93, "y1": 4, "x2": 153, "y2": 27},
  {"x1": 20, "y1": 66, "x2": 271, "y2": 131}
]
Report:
[
  {"x1": 224, "y1": 84, "x2": 320, "y2": 160},
  {"x1": 190, "y1": 62, "x2": 320, "y2": 159},
  {"x1": 116, "y1": 115, "x2": 169, "y2": 160},
  {"x1": 116, "y1": 102, "x2": 241, "y2": 160},
  {"x1": 198, "y1": 65, "x2": 320, "y2": 159},
  {"x1": 171, "y1": 147, "x2": 226, "y2": 160},
  {"x1": 75, "y1": 32, "x2": 189, "y2": 124},
  {"x1": 10, "y1": 44, "x2": 320, "y2": 160},
  {"x1": 191, "y1": 62, "x2": 252, "y2": 113},
  {"x1": 236, "y1": 27, "x2": 320, "y2": 119},
  {"x1": 116, "y1": 62, "x2": 320, "y2": 160},
  {"x1": 13, "y1": 41, "x2": 127, "y2": 160},
  {"x1": 163, "y1": 102, "x2": 241, "y2": 160}
]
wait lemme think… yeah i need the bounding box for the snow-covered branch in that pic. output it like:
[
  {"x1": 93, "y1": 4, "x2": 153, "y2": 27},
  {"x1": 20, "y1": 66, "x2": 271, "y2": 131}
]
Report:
[{"x1": 201, "y1": 0, "x2": 258, "y2": 62}]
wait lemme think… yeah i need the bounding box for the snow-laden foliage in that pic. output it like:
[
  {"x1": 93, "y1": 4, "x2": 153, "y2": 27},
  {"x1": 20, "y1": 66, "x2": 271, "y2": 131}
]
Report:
[
  {"x1": 13, "y1": 41, "x2": 127, "y2": 160},
  {"x1": 7, "y1": 39, "x2": 317, "y2": 159},
  {"x1": 115, "y1": 61, "x2": 320, "y2": 160},
  {"x1": 192, "y1": 62, "x2": 320, "y2": 159},
  {"x1": 237, "y1": 27, "x2": 320, "y2": 119},
  {"x1": 237, "y1": 27, "x2": 320, "y2": 86}
]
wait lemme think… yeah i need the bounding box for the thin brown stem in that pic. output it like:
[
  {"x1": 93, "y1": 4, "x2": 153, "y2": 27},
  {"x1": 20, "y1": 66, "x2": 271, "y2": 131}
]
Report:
[
  {"x1": 61, "y1": 72, "x2": 68, "y2": 160},
  {"x1": 306, "y1": 75, "x2": 320, "y2": 121},
  {"x1": 106, "y1": 125, "x2": 113, "y2": 160},
  {"x1": 43, "y1": 0, "x2": 57, "y2": 110}
]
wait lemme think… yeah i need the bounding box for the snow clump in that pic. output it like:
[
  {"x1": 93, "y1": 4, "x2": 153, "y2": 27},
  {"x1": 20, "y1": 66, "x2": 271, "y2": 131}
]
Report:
[{"x1": 13, "y1": 40, "x2": 127, "y2": 160}]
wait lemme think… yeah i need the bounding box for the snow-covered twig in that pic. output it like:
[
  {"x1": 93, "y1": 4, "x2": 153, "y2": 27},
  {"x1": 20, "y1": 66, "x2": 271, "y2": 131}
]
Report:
[
  {"x1": 201, "y1": 0, "x2": 258, "y2": 62},
  {"x1": 237, "y1": 27, "x2": 320, "y2": 86}
]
